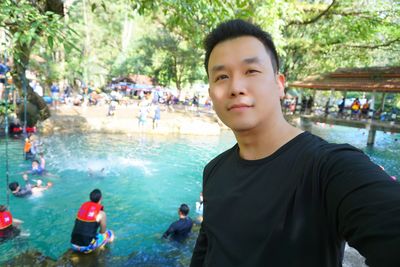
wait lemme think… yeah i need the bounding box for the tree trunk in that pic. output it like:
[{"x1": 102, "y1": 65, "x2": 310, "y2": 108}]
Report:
[
  {"x1": 12, "y1": 42, "x2": 51, "y2": 124},
  {"x1": 9, "y1": 0, "x2": 65, "y2": 125}
]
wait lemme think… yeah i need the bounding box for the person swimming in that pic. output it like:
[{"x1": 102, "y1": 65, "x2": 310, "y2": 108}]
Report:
[
  {"x1": 28, "y1": 154, "x2": 46, "y2": 175},
  {"x1": 88, "y1": 167, "x2": 105, "y2": 177},
  {"x1": 31, "y1": 178, "x2": 53, "y2": 195},
  {"x1": 9, "y1": 174, "x2": 52, "y2": 198}
]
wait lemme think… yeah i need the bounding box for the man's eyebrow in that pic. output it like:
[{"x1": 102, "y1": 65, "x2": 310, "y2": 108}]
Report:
[
  {"x1": 243, "y1": 57, "x2": 261, "y2": 64},
  {"x1": 210, "y1": 57, "x2": 261, "y2": 74},
  {"x1": 210, "y1": 64, "x2": 225, "y2": 74}
]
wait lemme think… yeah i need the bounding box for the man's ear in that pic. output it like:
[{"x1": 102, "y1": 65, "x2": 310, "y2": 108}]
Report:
[{"x1": 276, "y1": 74, "x2": 286, "y2": 99}]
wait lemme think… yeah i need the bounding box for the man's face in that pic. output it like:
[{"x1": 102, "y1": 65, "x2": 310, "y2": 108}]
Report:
[{"x1": 207, "y1": 36, "x2": 285, "y2": 133}]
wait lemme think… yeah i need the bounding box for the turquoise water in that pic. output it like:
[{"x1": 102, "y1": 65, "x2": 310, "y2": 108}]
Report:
[{"x1": 0, "y1": 125, "x2": 399, "y2": 266}]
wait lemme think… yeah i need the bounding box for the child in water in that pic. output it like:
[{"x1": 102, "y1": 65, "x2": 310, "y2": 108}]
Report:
[
  {"x1": 28, "y1": 153, "x2": 46, "y2": 175},
  {"x1": 31, "y1": 177, "x2": 53, "y2": 194}
]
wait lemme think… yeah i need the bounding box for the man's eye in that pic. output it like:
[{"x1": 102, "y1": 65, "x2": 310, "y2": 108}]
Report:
[
  {"x1": 215, "y1": 75, "x2": 228, "y2": 82},
  {"x1": 246, "y1": 69, "x2": 259, "y2": 74}
]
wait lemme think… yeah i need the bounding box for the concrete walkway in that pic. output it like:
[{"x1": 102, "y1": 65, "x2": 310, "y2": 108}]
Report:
[{"x1": 41, "y1": 104, "x2": 224, "y2": 136}]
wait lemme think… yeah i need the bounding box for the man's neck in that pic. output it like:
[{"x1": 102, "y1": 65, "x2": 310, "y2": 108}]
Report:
[{"x1": 234, "y1": 119, "x2": 302, "y2": 160}]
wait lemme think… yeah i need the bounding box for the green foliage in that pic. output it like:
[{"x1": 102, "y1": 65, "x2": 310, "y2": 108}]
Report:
[
  {"x1": 132, "y1": 0, "x2": 400, "y2": 84},
  {"x1": 0, "y1": 0, "x2": 78, "y2": 63},
  {"x1": 279, "y1": 0, "x2": 400, "y2": 80},
  {"x1": 0, "y1": 102, "x2": 15, "y2": 117},
  {"x1": 63, "y1": 0, "x2": 142, "y2": 85},
  {"x1": 4, "y1": 0, "x2": 398, "y2": 96}
]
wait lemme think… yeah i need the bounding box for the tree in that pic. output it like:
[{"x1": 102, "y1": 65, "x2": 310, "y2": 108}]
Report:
[
  {"x1": 280, "y1": 0, "x2": 400, "y2": 81},
  {"x1": 0, "y1": 0, "x2": 74, "y2": 124},
  {"x1": 133, "y1": 29, "x2": 204, "y2": 91},
  {"x1": 132, "y1": 0, "x2": 399, "y2": 83}
]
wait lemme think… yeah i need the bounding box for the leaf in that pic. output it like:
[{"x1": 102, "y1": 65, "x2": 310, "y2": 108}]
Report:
[
  {"x1": 48, "y1": 36, "x2": 54, "y2": 49},
  {"x1": 91, "y1": 3, "x2": 97, "y2": 12}
]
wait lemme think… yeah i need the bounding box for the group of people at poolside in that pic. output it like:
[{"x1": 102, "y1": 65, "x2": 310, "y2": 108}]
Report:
[
  {"x1": 71, "y1": 189, "x2": 198, "y2": 253},
  {"x1": 2, "y1": 130, "x2": 197, "y2": 253},
  {"x1": 2, "y1": 186, "x2": 196, "y2": 254},
  {"x1": 1, "y1": 133, "x2": 53, "y2": 241},
  {"x1": 9, "y1": 134, "x2": 53, "y2": 198}
]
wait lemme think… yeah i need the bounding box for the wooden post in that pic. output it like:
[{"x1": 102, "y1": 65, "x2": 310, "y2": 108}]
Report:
[
  {"x1": 369, "y1": 90, "x2": 376, "y2": 120},
  {"x1": 380, "y1": 92, "x2": 386, "y2": 111},
  {"x1": 329, "y1": 88, "x2": 334, "y2": 105},
  {"x1": 300, "y1": 116, "x2": 312, "y2": 132},
  {"x1": 366, "y1": 125, "x2": 376, "y2": 146}
]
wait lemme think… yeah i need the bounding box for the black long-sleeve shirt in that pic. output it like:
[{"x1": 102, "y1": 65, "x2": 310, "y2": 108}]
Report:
[
  {"x1": 163, "y1": 217, "x2": 193, "y2": 242},
  {"x1": 191, "y1": 132, "x2": 400, "y2": 267}
]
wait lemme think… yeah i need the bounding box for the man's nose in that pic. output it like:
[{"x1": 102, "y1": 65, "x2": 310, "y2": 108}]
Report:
[{"x1": 229, "y1": 76, "x2": 247, "y2": 96}]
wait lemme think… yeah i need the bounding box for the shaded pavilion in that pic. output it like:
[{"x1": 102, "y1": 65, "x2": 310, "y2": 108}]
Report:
[
  {"x1": 288, "y1": 66, "x2": 400, "y2": 145},
  {"x1": 289, "y1": 66, "x2": 400, "y2": 108}
]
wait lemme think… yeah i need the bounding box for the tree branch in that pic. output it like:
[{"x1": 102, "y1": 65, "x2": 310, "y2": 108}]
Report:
[
  {"x1": 341, "y1": 38, "x2": 400, "y2": 49},
  {"x1": 330, "y1": 9, "x2": 393, "y2": 17},
  {"x1": 287, "y1": 0, "x2": 337, "y2": 26}
]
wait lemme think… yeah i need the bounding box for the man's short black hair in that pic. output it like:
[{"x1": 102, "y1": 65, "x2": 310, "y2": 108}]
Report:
[
  {"x1": 0, "y1": 205, "x2": 7, "y2": 212},
  {"x1": 179, "y1": 203, "x2": 190, "y2": 216},
  {"x1": 32, "y1": 159, "x2": 39, "y2": 164},
  {"x1": 90, "y1": 189, "x2": 102, "y2": 203},
  {"x1": 9, "y1": 182, "x2": 19, "y2": 192},
  {"x1": 204, "y1": 19, "x2": 280, "y2": 75}
]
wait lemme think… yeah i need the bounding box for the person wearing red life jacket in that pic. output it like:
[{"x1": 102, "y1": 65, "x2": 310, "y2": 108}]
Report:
[
  {"x1": 70, "y1": 189, "x2": 114, "y2": 253},
  {"x1": 0, "y1": 205, "x2": 22, "y2": 241}
]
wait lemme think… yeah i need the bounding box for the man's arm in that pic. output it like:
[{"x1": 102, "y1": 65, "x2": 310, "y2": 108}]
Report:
[
  {"x1": 324, "y1": 146, "x2": 400, "y2": 267},
  {"x1": 98, "y1": 211, "x2": 107, "y2": 234},
  {"x1": 190, "y1": 223, "x2": 208, "y2": 267},
  {"x1": 40, "y1": 155, "x2": 46, "y2": 169},
  {"x1": 162, "y1": 222, "x2": 175, "y2": 239}
]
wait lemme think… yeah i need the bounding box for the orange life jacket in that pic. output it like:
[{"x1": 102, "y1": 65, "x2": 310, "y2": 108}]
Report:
[
  {"x1": 0, "y1": 211, "x2": 13, "y2": 230},
  {"x1": 24, "y1": 140, "x2": 32, "y2": 153},
  {"x1": 76, "y1": 202, "x2": 103, "y2": 222}
]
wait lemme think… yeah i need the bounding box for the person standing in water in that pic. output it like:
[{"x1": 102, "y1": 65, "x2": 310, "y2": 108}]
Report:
[
  {"x1": 163, "y1": 204, "x2": 193, "y2": 242},
  {"x1": 71, "y1": 189, "x2": 114, "y2": 253},
  {"x1": 0, "y1": 205, "x2": 22, "y2": 241}
]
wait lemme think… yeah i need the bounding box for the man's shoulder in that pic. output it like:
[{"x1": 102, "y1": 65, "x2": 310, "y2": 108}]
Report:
[
  {"x1": 98, "y1": 210, "x2": 106, "y2": 217},
  {"x1": 293, "y1": 132, "x2": 360, "y2": 155},
  {"x1": 204, "y1": 145, "x2": 237, "y2": 172},
  {"x1": 296, "y1": 133, "x2": 369, "y2": 173},
  {"x1": 14, "y1": 190, "x2": 32, "y2": 197}
]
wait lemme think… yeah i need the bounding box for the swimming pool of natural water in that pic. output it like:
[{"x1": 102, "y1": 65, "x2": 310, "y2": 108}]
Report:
[{"x1": 0, "y1": 124, "x2": 399, "y2": 266}]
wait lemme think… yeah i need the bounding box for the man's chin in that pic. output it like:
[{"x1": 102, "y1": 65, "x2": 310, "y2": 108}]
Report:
[{"x1": 229, "y1": 123, "x2": 257, "y2": 133}]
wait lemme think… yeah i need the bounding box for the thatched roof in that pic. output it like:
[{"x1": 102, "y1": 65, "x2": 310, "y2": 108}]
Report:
[
  {"x1": 289, "y1": 66, "x2": 400, "y2": 93},
  {"x1": 113, "y1": 74, "x2": 154, "y2": 85}
]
